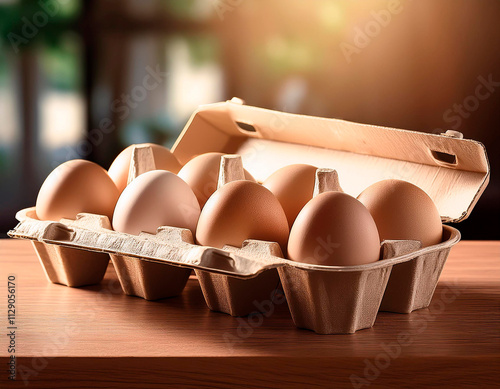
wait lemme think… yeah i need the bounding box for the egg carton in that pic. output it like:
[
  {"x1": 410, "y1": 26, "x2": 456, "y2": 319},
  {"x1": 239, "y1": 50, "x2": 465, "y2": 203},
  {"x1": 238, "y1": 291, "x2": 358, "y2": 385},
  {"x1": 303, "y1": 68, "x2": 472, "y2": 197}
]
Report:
[
  {"x1": 9, "y1": 99, "x2": 488, "y2": 333},
  {"x1": 9, "y1": 149, "x2": 462, "y2": 333},
  {"x1": 9, "y1": 205, "x2": 460, "y2": 333}
]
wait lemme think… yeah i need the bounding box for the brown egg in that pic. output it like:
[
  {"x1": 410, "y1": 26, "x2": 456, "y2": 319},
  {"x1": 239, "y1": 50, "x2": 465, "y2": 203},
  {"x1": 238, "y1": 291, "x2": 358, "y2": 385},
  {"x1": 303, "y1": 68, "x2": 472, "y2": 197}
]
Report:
[
  {"x1": 112, "y1": 170, "x2": 200, "y2": 236},
  {"x1": 288, "y1": 192, "x2": 380, "y2": 266},
  {"x1": 263, "y1": 164, "x2": 317, "y2": 228},
  {"x1": 178, "y1": 152, "x2": 255, "y2": 209},
  {"x1": 195, "y1": 180, "x2": 289, "y2": 252},
  {"x1": 108, "y1": 143, "x2": 182, "y2": 193},
  {"x1": 357, "y1": 179, "x2": 442, "y2": 247},
  {"x1": 36, "y1": 159, "x2": 119, "y2": 221}
]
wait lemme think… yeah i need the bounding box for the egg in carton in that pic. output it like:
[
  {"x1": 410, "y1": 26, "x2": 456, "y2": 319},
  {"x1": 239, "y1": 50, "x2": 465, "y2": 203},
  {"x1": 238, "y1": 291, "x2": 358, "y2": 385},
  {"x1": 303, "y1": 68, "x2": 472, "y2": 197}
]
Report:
[
  {"x1": 108, "y1": 145, "x2": 193, "y2": 300},
  {"x1": 194, "y1": 154, "x2": 286, "y2": 317},
  {"x1": 280, "y1": 226, "x2": 459, "y2": 333}
]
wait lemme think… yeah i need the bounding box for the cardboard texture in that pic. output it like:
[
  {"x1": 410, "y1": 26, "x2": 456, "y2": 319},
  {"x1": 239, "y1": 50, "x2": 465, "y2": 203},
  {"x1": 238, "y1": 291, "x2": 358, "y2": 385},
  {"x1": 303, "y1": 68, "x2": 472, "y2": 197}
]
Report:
[
  {"x1": 278, "y1": 264, "x2": 390, "y2": 334},
  {"x1": 172, "y1": 99, "x2": 489, "y2": 223},
  {"x1": 379, "y1": 228, "x2": 453, "y2": 313},
  {"x1": 20, "y1": 207, "x2": 112, "y2": 288},
  {"x1": 111, "y1": 254, "x2": 191, "y2": 301},
  {"x1": 8, "y1": 100, "x2": 487, "y2": 333},
  {"x1": 197, "y1": 241, "x2": 283, "y2": 317},
  {"x1": 31, "y1": 241, "x2": 109, "y2": 287},
  {"x1": 278, "y1": 236, "x2": 458, "y2": 334},
  {"x1": 313, "y1": 168, "x2": 343, "y2": 196}
]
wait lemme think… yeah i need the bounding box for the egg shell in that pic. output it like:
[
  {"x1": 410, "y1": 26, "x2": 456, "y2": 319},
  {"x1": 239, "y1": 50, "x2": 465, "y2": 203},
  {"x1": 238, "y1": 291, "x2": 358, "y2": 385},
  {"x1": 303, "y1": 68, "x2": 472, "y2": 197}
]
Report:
[
  {"x1": 108, "y1": 143, "x2": 182, "y2": 193},
  {"x1": 288, "y1": 191, "x2": 381, "y2": 266},
  {"x1": 36, "y1": 159, "x2": 119, "y2": 222},
  {"x1": 357, "y1": 179, "x2": 442, "y2": 247},
  {"x1": 178, "y1": 152, "x2": 255, "y2": 209},
  {"x1": 263, "y1": 164, "x2": 318, "y2": 228},
  {"x1": 195, "y1": 180, "x2": 289, "y2": 252},
  {"x1": 112, "y1": 170, "x2": 200, "y2": 236}
]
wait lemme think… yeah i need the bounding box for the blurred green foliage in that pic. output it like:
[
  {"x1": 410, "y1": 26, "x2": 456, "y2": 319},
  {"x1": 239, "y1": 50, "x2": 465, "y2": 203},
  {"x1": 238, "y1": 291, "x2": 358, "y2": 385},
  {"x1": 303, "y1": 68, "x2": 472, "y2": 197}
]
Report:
[
  {"x1": 40, "y1": 33, "x2": 82, "y2": 91},
  {"x1": 0, "y1": 0, "x2": 82, "y2": 91},
  {"x1": 161, "y1": 0, "x2": 211, "y2": 21},
  {"x1": 181, "y1": 34, "x2": 219, "y2": 67},
  {"x1": 0, "y1": 0, "x2": 80, "y2": 50}
]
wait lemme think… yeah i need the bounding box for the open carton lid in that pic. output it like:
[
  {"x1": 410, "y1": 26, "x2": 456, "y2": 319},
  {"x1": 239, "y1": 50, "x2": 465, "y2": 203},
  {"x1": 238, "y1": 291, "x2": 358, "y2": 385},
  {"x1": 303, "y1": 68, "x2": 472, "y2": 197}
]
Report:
[{"x1": 172, "y1": 98, "x2": 490, "y2": 223}]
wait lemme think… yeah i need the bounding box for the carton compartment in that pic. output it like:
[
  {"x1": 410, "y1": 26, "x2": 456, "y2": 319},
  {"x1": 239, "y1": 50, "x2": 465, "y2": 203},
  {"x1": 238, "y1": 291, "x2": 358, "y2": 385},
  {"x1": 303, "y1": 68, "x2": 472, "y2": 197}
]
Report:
[
  {"x1": 107, "y1": 223, "x2": 197, "y2": 301},
  {"x1": 16, "y1": 208, "x2": 112, "y2": 288},
  {"x1": 195, "y1": 155, "x2": 285, "y2": 316},
  {"x1": 111, "y1": 254, "x2": 191, "y2": 300},
  {"x1": 32, "y1": 241, "x2": 110, "y2": 287},
  {"x1": 196, "y1": 269, "x2": 280, "y2": 317},
  {"x1": 278, "y1": 239, "x2": 419, "y2": 334},
  {"x1": 279, "y1": 265, "x2": 391, "y2": 334},
  {"x1": 196, "y1": 240, "x2": 283, "y2": 316},
  {"x1": 380, "y1": 227, "x2": 456, "y2": 313}
]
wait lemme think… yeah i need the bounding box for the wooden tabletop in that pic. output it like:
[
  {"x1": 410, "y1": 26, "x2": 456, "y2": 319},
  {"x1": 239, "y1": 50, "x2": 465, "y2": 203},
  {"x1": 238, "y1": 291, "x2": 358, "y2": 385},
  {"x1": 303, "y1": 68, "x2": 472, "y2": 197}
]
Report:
[{"x1": 1, "y1": 239, "x2": 499, "y2": 388}]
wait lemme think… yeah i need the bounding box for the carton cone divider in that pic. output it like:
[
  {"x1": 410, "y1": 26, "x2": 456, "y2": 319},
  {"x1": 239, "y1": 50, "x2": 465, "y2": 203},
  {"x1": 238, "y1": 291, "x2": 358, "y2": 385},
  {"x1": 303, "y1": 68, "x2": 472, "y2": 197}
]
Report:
[
  {"x1": 217, "y1": 154, "x2": 246, "y2": 188},
  {"x1": 313, "y1": 168, "x2": 343, "y2": 197},
  {"x1": 127, "y1": 145, "x2": 156, "y2": 185}
]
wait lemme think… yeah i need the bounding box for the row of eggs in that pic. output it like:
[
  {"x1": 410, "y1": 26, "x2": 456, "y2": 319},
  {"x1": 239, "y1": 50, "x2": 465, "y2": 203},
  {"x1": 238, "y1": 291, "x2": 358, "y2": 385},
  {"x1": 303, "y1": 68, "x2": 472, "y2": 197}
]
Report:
[{"x1": 35, "y1": 144, "x2": 443, "y2": 266}]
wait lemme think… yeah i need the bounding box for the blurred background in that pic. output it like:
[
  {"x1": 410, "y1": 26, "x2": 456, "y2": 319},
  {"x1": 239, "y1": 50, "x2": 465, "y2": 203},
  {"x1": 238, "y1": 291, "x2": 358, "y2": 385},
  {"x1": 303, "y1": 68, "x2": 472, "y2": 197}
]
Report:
[{"x1": 0, "y1": 0, "x2": 498, "y2": 239}]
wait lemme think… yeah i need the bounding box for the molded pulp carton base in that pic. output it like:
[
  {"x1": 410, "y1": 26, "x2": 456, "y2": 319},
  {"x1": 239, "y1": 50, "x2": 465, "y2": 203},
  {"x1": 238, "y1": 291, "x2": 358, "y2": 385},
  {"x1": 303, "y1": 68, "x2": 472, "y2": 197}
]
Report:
[{"x1": 32, "y1": 241, "x2": 109, "y2": 287}]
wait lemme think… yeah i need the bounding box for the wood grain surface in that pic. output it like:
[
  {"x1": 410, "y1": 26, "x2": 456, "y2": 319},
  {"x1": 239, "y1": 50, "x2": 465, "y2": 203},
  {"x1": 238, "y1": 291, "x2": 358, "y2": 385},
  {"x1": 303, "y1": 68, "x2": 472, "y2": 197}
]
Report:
[{"x1": 0, "y1": 239, "x2": 499, "y2": 388}]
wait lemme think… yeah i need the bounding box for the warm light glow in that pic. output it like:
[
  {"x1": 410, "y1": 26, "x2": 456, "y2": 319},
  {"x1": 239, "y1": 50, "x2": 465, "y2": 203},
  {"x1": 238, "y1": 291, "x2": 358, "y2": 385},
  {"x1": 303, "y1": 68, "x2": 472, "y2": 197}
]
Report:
[
  {"x1": 40, "y1": 92, "x2": 85, "y2": 148},
  {"x1": 165, "y1": 38, "x2": 224, "y2": 126}
]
